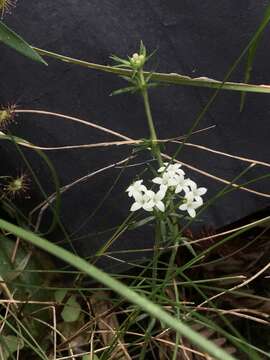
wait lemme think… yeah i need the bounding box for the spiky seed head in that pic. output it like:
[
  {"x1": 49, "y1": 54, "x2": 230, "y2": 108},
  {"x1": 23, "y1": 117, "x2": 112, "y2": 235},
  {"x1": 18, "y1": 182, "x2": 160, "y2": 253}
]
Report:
[
  {"x1": 4, "y1": 173, "x2": 30, "y2": 198},
  {"x1": 0, "y1": 104, "x2": 16, "y2": 129},
  {"x1": 0, "y1": 0, "x2": 17, "y2": 18}
]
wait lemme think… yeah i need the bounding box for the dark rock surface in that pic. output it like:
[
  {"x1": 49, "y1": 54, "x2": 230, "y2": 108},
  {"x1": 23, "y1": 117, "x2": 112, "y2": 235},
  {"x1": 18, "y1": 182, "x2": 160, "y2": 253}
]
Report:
[{"x1": 0, "y1": 1, "x2": 269, "y2": 269}]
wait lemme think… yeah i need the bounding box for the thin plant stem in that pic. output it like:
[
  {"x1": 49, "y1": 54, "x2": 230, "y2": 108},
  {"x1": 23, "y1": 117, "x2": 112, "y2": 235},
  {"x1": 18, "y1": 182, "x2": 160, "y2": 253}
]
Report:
[
  {"x1": 152, "y1": 218, "x2": 161, "y2": 291},
  {"x1": 172, "y1": 279, "x2": 181, "y2": 360},
  {"x1": 139, "y1": 69, "x2": 162, "y2": 166}
]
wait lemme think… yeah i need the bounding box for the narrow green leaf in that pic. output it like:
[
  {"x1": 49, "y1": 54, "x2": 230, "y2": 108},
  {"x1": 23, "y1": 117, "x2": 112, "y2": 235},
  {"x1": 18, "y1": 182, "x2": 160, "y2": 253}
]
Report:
[
  {"x1": 129, "y1": 216, "x2": 155, "y2": 229},
  {"x1": 110, "y1": 86, "x2": 137, "y2": 96},
  {"x1": 34, "y1": 46, "x2": 270, "y2": 94},
  {"x1": 240, "y1": 4, "x2": 270, "y2": 110},
  {"x1": 0, "y1": 21, "x2": 47, "y2": 65},
  {"x1": 0, "y1": 219, "x2": 236, "y2": 360},
  {"x1": 0, "y1": 131, "x2": 61, "y2": 235}
]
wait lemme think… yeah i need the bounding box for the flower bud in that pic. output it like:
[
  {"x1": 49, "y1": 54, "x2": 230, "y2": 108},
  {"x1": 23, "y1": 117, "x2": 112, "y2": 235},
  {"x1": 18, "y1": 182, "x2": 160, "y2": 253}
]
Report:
[{"x1": 130, "y1": 52, "x2": 145, "y2": 69}]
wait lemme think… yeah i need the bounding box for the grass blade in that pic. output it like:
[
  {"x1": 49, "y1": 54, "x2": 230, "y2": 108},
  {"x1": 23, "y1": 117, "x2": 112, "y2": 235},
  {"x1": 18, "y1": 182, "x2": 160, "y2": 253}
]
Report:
[
  {"x1": 0, "y1": 218, "x2": 237, "y2": 360},
  {"x1": 0, "y1": 21, "x2": 47, "y2": 65},
  {"x1": 240, "y1": 4, "x2": 270, "y2": 110},
  {"x1": 34, "y1": 46, "x2": 270, "y2": 94}
]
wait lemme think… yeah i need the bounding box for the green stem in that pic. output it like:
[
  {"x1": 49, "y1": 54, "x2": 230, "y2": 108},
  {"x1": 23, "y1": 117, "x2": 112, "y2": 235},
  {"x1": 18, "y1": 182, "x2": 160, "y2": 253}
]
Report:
[
  {"x1": 172, "y1": 280, "x2": 181, "y2": 360},
  {"x1": 139, "y1": 69, "x2": 162, "y2": 166},
  {"x1": 152, "y1": 218, "x2": 161, "y2": 290}
]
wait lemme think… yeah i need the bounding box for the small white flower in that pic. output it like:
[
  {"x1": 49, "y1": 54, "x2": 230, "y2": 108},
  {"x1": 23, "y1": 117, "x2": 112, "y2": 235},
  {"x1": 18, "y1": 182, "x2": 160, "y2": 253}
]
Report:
[
  {"x1": 188, "y1": 180, "x2": 207, "y2": 200},
  {"x1": 152, "y1": 172, "x2": 178, "y2": 191},
  {"x1": 126, "y1": 180, "x2": 146, "y2": 198},
  {"x1": 179, "y1": 192, "x2": 203, "y2": 218},
  {"x1": 130, "y1": 53, "x2": 145, "y2": 68},
  {"x1": 157, "y1": 162, "x2": 169, "y2": 172},
  {"x1": 158, "y1": 162, "x2": 185, "y2": 176},
  {"x1": 175, "y1": 175, "x2": 193, "y2": 194},
  {"x1": 130, "y1": 191, "x2": 154, "y2": 212},
  {"x1": 132, "y1": 53, "x2": 140, "y2": 60},
  {"x1": 145, "y1": 189, "x2": 166, "y2": 212}
]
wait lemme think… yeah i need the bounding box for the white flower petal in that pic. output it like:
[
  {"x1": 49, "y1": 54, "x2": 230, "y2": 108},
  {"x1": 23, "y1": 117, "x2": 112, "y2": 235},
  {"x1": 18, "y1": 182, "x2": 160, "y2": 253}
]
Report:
[
  {"x1": 193, "y1": 198, "x2": 203, "y2": 208},
  {"x1": 188, "y1": 208, "x2": 196, "y2": 218},
  {"x1": 197, "y1": 187, "x2": 207, "y2": 196},
  {"x1": 143, "y1": 201, "x2": 154, "y2": 211},
  {"x1": 126, "y1": 180, "x2": 147, "y2": 198},
  {"x1": 156, "y1": 190, "x2": 166, "y2": 200},
  {"x1": 185, "y1": 191, "x2": 195, "y2": 202},
  {"x1": 168, "y1": 178, "x2": 178, "y2": 186},
  {"x1": 188, "y1": 180, "x2": 197, "y2": 191},
  {"x1": 132, "y1": 190, "x2": 143, "y2": 199},
  {"x1": 156, "y1": 201, "x2": 165, "y2": 212},
  {"x1": 182, "y1": 185, "x2": 190, "y2": 194},
  {"x1": 137, "y1": 187, "x2": 145, "y2": 194},
  {"x1": 130, "y1": 202, "x2": 142, "y2": 212},
  {"x1": 175, "y1": 185, "x2": 183, "y2": 194},
  {"x1": 158, "y1": 163, "x2": 168, "y2": 172},
  {"x1": 133, "y1": 192, "x2": 144, "y2": 202},
  {"x1": 160, "y1": 184, "x2": 168, "y2": 193},
  {"x1": 175, "y1": 168, "x2": 185, "y2": 176},
  {"x1": 179, "y1": 204, "x2": 188, "y2": 211},
  {"x1": 145, "y1": 190, "x2": 155, "y2": 199},
  {"x1": 166, "y1": 170, "x2": 177, "y2": 178},
  {"x1": 152, "y1": 177, "x2": 163, "y2": 185}
]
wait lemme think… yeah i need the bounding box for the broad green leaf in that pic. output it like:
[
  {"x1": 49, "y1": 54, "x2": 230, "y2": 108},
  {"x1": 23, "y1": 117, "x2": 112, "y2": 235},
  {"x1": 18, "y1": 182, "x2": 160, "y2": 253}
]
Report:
[
  {"x1": 82, "y1": 355, "x2": 99, "y2": 360},
  {"x1": 0, "y1": 335, "x2": 24, "y2": 360},
  {"x1": 0, "y1": 21, "x2": 47, "y2": 65},
  {"x1": 61, "y1": 295, "x2": 81, "y2": 322},
  {"x1": 54, "y1": 289, "x2": 68, "y2": 303}
]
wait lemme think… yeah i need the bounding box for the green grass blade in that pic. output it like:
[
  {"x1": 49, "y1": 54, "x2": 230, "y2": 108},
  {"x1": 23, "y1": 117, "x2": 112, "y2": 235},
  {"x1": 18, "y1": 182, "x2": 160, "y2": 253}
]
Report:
[
  {"x1": 34, "y1": 46, "x2": 270, "y2": 94},
  {"x1": 0, "y1": 218, "x2": 236, "y2": 360},
  {"x1": 0, "y1": 21, "x2": 47, "y2": 65},
  {"x1": 240, "y1": 4, "x2": 270, "y2": 110},
  {"x1": 0, "y1": 131, "x2": 61, "y2": 235}
]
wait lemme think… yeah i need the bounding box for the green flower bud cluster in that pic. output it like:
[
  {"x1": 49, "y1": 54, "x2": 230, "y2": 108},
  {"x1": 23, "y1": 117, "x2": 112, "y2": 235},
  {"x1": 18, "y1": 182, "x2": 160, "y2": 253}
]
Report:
[{"x1": 130, "y1": 52, "x2": 145, "y2": 69}]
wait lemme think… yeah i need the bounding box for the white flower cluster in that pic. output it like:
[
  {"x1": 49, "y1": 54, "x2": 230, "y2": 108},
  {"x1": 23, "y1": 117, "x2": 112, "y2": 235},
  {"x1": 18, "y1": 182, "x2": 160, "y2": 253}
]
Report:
[{"x1": 126, "y1": 162, "x2": 207, "y2": 218}]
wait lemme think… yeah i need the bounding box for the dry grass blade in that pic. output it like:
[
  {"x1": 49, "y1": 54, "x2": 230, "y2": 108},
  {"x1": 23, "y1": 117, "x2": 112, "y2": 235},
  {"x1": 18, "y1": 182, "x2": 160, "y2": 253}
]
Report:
[
  {"x1": 11, "y1": 109, "x2": 270, "y2": 198},
  {"x1": 171, "y1": 140, "x2": 270, "y2": 169},
  {"x1": 30, "y1": 155, "x2": 133, "y2": 231},
  {"x1": 195, "y1": 262, "x2": 270, "y2": 310},
  {"x1": 90, "y1": 290, "x2": 131, "y2": 359}
]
